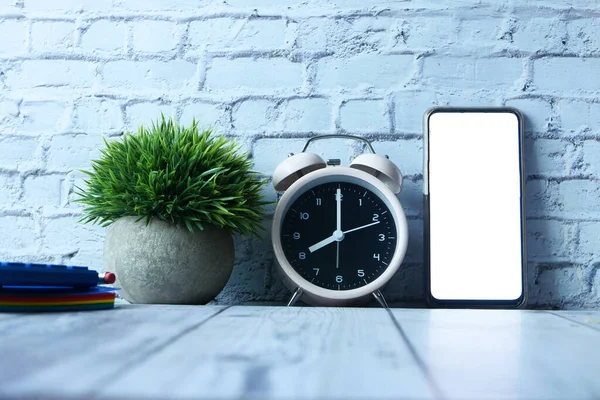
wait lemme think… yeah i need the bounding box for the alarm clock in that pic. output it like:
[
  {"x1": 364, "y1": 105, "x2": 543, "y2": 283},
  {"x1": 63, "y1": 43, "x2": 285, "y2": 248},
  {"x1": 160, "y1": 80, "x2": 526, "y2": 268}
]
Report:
[{"x1": 271, "y1": 134, "x2": 409, "y2": 307}]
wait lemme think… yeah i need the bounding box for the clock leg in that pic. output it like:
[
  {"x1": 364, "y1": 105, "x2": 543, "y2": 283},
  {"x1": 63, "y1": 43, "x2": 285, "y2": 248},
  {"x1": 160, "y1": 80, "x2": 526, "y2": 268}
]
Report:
[
  {"x1": 287, "y1": 287, "x2": 304, "y2": 307},
  {"x1": 372, "y1": 289, "x2": 389, "y2": 309}
]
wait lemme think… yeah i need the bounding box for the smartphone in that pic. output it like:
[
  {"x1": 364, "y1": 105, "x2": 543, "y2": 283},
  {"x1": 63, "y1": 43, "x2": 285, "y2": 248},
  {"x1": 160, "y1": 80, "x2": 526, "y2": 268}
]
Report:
[{"x1": 423, "y1": 107, "x2": 527, "y2": 308}]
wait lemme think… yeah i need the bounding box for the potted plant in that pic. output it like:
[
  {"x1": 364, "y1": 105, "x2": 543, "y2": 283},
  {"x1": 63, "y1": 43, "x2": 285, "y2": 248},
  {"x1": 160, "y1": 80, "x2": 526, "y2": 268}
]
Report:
[{"x1": 75, "y1": 116, "x2": 268, "y2": 304}]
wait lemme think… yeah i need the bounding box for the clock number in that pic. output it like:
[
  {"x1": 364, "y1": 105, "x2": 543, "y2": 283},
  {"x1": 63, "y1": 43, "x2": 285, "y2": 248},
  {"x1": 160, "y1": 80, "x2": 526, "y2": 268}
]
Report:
[
  {"x1": 358, "y1": 269, "x2": 365, "y2": 278},
  {"x1": 299, "y1": 252, "x2": 306, "y2": 260},
  {"x1": 373, "y1": 253, "x2": 380, "y2": 261},
  {"x1": 335, "y1": 192, "x2": 343, "y2": 201},
  {"x1": 372, "y1": 213, "x2": 379, "y2": 222},
  {"x1": 293, "y1": 232, "x2": 300, "y2": 240},
  {"x1": 300, "y1": 212, "x2": 309, "y2": 220},
  {"x1": 336, "y1": 275, "x2": 343, "y2": 283},
  {"x1": 313, "y1": 268, "x2": 320, "y2": 275},
  {"x1": 378, "y1": 234, "x2": 385, "y2": 242},
  {"x1": 359, "y1": 199, "x2": 362, "y2": 206},
  {"x1": 316, "y1": 198, "x2": 322, "y2": 206}
]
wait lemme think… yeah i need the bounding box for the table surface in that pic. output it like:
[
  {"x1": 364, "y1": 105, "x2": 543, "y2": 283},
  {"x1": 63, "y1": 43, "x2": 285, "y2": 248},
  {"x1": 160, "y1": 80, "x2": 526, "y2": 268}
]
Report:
[{"x1": 1, "y1": 305, "x2": 599, "y2": 400}]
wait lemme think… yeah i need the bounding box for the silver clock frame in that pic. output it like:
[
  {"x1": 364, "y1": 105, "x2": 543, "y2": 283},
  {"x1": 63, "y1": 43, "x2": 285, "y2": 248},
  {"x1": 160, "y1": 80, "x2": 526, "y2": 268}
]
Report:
[{"x1": 271, "y1": 166, "x2": 409, "y2": 307}]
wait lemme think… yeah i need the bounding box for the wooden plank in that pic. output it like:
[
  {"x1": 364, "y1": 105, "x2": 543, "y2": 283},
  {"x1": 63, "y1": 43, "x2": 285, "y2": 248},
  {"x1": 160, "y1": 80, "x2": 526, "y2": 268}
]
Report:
[
  {"x1": 548, "y1": 310, "x2": 600, "y2": 333},
  {"x1": 389, "y1": 309, "x2": 600, "y2": 400},
  {"x1": 0, "y1": 304, "x2": 225, "y2": 399},
  {"x1": 0, "y1": 312, "x2": 21, "y2": 321},
  {"x1": 98, "y1": 306, "x2": 435, "y2": 400}
]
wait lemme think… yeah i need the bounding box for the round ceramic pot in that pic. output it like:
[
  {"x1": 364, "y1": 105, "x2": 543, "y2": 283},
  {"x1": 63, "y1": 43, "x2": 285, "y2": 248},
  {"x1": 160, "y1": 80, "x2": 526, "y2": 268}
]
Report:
[{"x1": 103, "y1": 217, "x2": 234, "y2": 304}]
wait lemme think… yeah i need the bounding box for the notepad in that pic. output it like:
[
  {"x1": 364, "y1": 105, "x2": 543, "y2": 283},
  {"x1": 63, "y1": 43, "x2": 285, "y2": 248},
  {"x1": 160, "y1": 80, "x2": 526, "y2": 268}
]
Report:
[{"x1": 0, "y1": 286, "x2": 117, "y2": 312}]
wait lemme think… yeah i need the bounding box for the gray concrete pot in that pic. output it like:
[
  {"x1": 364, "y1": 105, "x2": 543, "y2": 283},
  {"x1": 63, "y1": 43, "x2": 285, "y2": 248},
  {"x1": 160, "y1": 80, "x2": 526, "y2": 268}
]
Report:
[{"x1": 103, "y1": 216, "x2": 234, "y2": 304}]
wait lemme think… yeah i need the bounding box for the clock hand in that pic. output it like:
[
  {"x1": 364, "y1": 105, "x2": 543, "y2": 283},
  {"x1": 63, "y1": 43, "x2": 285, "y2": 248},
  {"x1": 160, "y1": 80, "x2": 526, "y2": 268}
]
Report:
[
  {"x1": 343, "y1": 220, "x2": 380, "y2": 235},
  {"x1": 310, "y1": 222, "x2": 381, "y2": 253},
  {"x1": 336, "y1": 241, "x2": 340, "y2": 269},
  {"x1": 308, "y1": 235, "x2": 335, "y2": 253},
  {"x1": 308, "y1": 230, "x2": 345, "y2": 253},
  {"x1": 336, "y1": 187, "x2": 342, "y2": 231}
]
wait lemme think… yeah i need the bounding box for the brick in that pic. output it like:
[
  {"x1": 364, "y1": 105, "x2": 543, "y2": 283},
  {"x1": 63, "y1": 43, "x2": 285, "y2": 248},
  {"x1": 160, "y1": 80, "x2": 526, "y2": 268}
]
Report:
[
  {"x1": 0, "y1": 174, "x2": 21, "y2": 206},
  {"x1": 125, "y1": 103, "x2": 176, "y2": 131},
  {"x1": 394, "y1": 91, "x2": 439, "y2": 134},
  {"x1": 511, "y1": 18, "x2": 567, "y2": 53},
  {"x1": 31, "y1": 21, "x2": 76, "y2": 52},
  {"x1": 252, "y1": 138, "x2": 353, "y2": 175},
  {"x1": 252, "y1": 138, "x2": 305, "y2": 175},
  {"x1": 80, "y1": 20, "x2": 127, "y2": 52},
  {"x1": 179, "y1": 102, "x2": 228, "y2": 131},
  {"x1": 531, "y1": 265, "x2": 586, "y2": 307},
  {"x1": 567, "y1": 18, "x2": 600, "y2": 55},
  {"x1": 25, "y1": 0, "x2": 114, "y2": 11},
  {"x1": 7, "y1": 61, "x2": 97, "y2": 89},
  {"x1": 0, "y1": 136, "x2": 38, "y2": 170},
  {"x1": 20, "y1": 101, "x2": 68, "y2": 133},
  {"x1": 339, "y1": 100, "x2": 389, "y2": 134},
  {"x1": 505, "y1": 98, "x2": 553, "y2": 134},
  {"x1": 0, "y1": 216, "x2": 36, "y2": 249},
  {"x1": 422, "y1": 57, "x2": 523, "y2": 89},
  {"x1": 582, "y1": 140, "x2": 600, "y2": 177},
  {"x1": 0, "y1": 0, "x2": 19, "y2": 8},
  {"x1": 526, "y1": 179, "x2": 559, "y2": 217},
  {"x1": 64, "y1": 238, "x2": 105, "y2": 270},
  {"x1": 102, "y1": 60, "x2": 197, "y2": 92},
  {"x1": 223, "y1": 0, "x2": 303, "y2": 6},
  {"x1": 43, "y1": 216, "x2": 104, "y2": 251},
  {"x1": 398, "y1": 179, "x2": 422, "y2": 217},
  {"x1": 259, "y1": 182, "x2": 277, "y2": 217},
  {"x1": 0, "y1": 101, "x2": 19, "y2": 124},
  {"x1": 559, "y1": 100, "x2": 600, "y2": 136},
  {"x1": 558, "y1": 180, "x2": 600, "y2": 218},
  {"x1": 46, "y1": 134, "x2": 101, "y2": 172},
  {"x1": 118, "y1": 0, "x2": 209, "y2": 10},
  {"x1": 316, "y1": 54, "x2": 413, "y2": 90},
  {"x1": 524, "y1": 139, "x2": 575, "y2": 176},
  {"x1": 404, "y1": 219, "x2": 423, "y2": 263},
  {"x1": 579, "y1": 222, "x2": 600, "y2": 258},
  {"x1": 457, "y1": 19, "x2": 502, "y2": 49},
  {"x1": 131, "y1": 20, "x2": 179, "y2": 52},
  {"x1": 0, "y1": 19, "x2": 27, "y2": 54},
  {"x1": 205, "y1": 58, "x2": 302, "y2": 90},
  {"x1": 232, "y1": 100, "x2": 279, "y2": 132},
  {"x1": 527, "y1": 219, "x2": 569, "y2": 260},
  {"x1": 283, "y1": 98, "x2": 331, "y2": 133},
  {"x1": 294, "y1": 17, "x2": 330, "y2": 50},
  {"x1": 370, "y1": 139, "x2": 422, "y2": 177},
  {"x1": 435, "y1": 90, "x2": 498, "y2": 107},
  {"x1": 384, "y1": 263, "x2": 424, "y2": 300},
  {"x1": 72, "y1": 98, "x2": 123, "y2": 133},
  {"x1": 188, "y1": 19, "x2": 288, "y2": 52},
  {"x1": 296, "y1": 17, "x2": 389, "y2": 53},
  {"x1": 23, "y1": 175, "x2": 63, "y2": 208},
  {"x1": 390, "y1": 17, "x2": 460, "y2": 50},
  {"x1": 534, "y1": 58, "x2": 600, "y2": 92}
]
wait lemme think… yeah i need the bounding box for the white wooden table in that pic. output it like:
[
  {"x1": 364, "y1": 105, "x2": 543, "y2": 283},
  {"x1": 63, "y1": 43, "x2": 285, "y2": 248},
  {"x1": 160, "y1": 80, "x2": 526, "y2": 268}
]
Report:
[{"x1": 0, "y1": 305, "x2": 599, "y2": 400}]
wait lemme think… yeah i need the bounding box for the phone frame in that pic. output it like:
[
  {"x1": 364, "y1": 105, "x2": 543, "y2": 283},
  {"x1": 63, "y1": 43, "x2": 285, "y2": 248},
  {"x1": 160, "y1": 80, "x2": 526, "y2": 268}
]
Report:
[{"x1": 423, "y1": 106, "x2": 528, "y2": 309}]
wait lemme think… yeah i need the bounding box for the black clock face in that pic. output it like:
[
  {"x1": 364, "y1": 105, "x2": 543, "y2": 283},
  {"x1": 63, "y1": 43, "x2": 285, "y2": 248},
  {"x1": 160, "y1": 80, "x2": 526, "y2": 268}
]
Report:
[{"x1": 280, "y1": 181, "x2": 397, "y2": 290}]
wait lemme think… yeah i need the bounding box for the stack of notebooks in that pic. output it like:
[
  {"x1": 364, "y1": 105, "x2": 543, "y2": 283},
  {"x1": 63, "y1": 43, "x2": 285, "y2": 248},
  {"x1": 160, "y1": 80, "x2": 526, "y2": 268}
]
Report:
[{"x1": 0, "y1": 262, "x2": 117, "y2": 312}]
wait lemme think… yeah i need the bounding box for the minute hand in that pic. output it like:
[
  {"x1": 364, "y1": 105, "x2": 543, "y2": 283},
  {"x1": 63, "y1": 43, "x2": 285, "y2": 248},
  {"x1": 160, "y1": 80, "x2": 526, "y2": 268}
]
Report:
[{"x1": 343, "y1": 221, "x2": 380, "y2": 235}]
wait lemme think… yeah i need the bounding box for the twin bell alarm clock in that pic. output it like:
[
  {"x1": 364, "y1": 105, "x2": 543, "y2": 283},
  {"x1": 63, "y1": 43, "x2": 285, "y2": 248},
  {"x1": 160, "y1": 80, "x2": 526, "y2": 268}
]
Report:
[{"x1": 271, "y1": 134, "x2": 408, "y2": 307}]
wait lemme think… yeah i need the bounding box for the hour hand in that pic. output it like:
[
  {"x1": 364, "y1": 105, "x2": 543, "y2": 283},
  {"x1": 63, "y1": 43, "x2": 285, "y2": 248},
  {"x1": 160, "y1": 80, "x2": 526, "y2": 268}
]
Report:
[
  {"x1": 308, "y1": 235, "x2": 336, "y2": 253},
  {"x1": 308, "y1": 230, "x2": 344, "y2": 253}
]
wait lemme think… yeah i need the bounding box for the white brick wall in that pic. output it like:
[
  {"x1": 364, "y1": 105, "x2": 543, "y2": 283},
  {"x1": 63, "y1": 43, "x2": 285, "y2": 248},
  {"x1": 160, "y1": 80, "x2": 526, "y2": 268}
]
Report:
[
  {"x1": 31, "y1": 21, "x2": 76, "y2": 52},
  {"x1": 1, "y1": 0, "x2": 599, "y2": 308},
  {"x1": 80, "y1": 20, "x2": 127, "y2": 53}
]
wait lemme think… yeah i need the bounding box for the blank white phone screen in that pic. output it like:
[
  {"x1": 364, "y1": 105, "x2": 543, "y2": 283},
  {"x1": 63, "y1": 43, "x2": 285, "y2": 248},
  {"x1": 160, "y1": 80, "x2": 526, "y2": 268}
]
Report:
[{"x1": 428, "y1": 111, "x2": 523, "y2": 301}]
